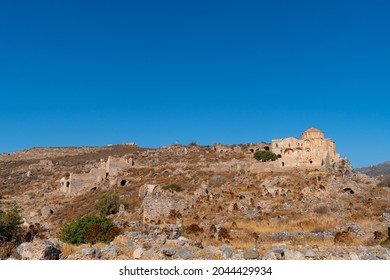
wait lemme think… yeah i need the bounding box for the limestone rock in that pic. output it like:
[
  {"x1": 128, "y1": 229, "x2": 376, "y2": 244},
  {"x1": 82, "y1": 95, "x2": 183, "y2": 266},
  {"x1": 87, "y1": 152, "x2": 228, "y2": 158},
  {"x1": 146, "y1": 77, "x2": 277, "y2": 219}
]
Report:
[
  {"x1": 220, "y1": 244, "x2": 233, "y2": 259},
  {"x1": 305, "y1": 249, "x2": 316, "y2": 258},
  {"x1": 100, "y1": 245, "x2": 118, "y2": 258},
  {"x1": 17, "y1": 241, "x2": 61, "y2": 260},
  {"x1": 349, "y1": 252, "x2": 360, "y2": 260},
  {"x1": 263, "y1": 250, "x2": 277, "y2": 260},
  {"x1": 285, "y1": 249, "x2": 305, "y2": 260},
  {"x1": 175, "y1": 246, "x2": 197, "y2": 260},
  {"x1": 382, "y1": 213, "x2": 390, "y2": 223},
  {"x1": 244, "y1": 248, "x2": 259, "y2": 260},
  {"x1": 81, "y1": 248, "x2": 96, "y2": 256},
  {"x1": 133, "y1": 247, "x2": 144, "y2": 259},
  {"x1": 162, "y1": 246, "x2": 176, "y2": 257}
]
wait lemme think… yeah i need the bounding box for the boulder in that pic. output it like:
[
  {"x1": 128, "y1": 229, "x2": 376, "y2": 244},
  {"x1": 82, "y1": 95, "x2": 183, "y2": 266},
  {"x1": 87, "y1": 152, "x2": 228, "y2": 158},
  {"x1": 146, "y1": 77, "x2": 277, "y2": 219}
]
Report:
[
  {"x1": 17, "y1": 241, "x2": 61, "y2": 260},
  {"x1": 175, "y1": 246, "x2": 197, "y2": 260},
  {"x1": 284, "y1": 249, "x2": 305, "y2": 260},
  {"x1": 162, "y1": 246, "x2": 176, "y2": 257},
  {"x1": 219, "y1": 244, "x2": 233, "y2": 259},
  {"x1": 100, "y1": 245, "x2": 118, "y2": 258},
  {"x1": 349, "y1": 252, "x2": 360, "y2": 260},
  {"x1": 81, "y1": 248, "x2": 96, "y2": 256},
  {"x1": 133, "y1": 247, "x2": 144, "y2": 259},
  {"x1": 263, "y1": 250, "x2": 277, "y2": 260},
  {"x1": 382, "y1": 213, "x2": 390, "y2": 223},
  {"x1": 244, "y1": 248, "x2": 259, "y2": 260},
  {"x1": 305, "y1": 249, "x2": 316, "y2": 258},
  {"x1": 164, "y1": 224, "x2": 181, "y2": 240}
]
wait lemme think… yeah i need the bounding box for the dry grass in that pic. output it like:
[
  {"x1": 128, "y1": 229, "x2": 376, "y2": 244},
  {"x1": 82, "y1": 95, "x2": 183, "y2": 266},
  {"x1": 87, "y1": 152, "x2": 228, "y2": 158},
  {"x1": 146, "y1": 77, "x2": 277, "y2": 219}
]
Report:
[
  {"x1": 224, "y1": 213, "x2": 344, "y2": 250},
  {"x1": 93, "y1": 242, "x2": 108, "y2": 249},
  {"x1": 227, "y1": 214, "x2": 338, "y2": 235},
  {"x1": 118, "y1": 247, "x2": 135, "y2": 259},
  {"x1": 294, "y1": 236, "x2": 335, "y2": 247},
  {"x1": 197, "y1": 249, "x2": 222, "y2": 260},
  {"x1": 165, "y1": 240, "x2": 182, "y2": 249},
  {"x1": 61, "y1": 243, "x2": 76, "y2": 256},
  {"x1": 229, "y1": 232, "x2": 257, "y2": 251}
]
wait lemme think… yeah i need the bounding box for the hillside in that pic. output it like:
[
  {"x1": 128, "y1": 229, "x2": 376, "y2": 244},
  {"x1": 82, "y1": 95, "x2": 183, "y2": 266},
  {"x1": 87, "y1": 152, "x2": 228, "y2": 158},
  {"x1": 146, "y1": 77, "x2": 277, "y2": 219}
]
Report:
[
  {"x1": 1, "y1": 143, "x2": 390, "y2": 260},
  {"x1": 355, "y1": 161, "x2": 390, "y2": 177}
]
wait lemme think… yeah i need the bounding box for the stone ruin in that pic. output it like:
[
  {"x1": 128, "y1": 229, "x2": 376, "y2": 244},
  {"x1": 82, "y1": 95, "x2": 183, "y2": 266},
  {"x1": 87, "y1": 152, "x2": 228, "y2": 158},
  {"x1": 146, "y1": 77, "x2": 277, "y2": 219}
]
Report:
[
  {"x1": 139, "y1": 184, "x2": 190, "y2": 223},
  {"x1": 59, "y1": 156, "x2": 135, "y2": 195},
  {"x1": 271, "y1": 128, "x2": 342, "y2": 169},
  {"x1": 59, "y1": 128, "x2": 351, "y2": 197},
  {"x1": 106, "y1": 156, "x2": 134, "y2": 176},
  {"x1": 213, "y1": 144, "x2": 232, "y2": 153}
]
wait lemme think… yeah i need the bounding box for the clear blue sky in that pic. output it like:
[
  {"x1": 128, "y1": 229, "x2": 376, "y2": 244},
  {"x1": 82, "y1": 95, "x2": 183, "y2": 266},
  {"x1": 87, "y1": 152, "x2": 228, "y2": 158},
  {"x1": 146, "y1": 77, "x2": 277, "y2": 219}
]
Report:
[{"x1": 0, "y1": 0, "x2": 389, "y2": 168}]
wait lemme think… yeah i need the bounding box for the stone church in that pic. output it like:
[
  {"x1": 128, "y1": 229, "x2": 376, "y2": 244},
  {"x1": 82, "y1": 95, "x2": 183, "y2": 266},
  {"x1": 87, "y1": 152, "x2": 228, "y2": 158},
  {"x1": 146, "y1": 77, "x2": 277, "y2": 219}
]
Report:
[{"x1": 271, "y1": 128, "x2": 340, "y2": 168}]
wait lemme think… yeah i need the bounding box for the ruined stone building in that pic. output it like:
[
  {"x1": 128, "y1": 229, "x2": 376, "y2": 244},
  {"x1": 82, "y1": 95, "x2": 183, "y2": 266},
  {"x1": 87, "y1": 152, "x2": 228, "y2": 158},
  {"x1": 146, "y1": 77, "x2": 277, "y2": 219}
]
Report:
[
  {"x1": 271, "y1": 128, "x2": 340, "y2": 168},
  {"x1": 59, "y1": 156, "x2": 135, "y2": 195}
]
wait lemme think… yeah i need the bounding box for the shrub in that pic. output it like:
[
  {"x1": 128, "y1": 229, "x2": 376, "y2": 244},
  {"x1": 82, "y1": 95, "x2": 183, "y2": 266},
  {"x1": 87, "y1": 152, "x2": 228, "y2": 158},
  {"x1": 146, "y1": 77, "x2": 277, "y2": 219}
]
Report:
[
  {"x1": 378, "y1": 177, "x2": 390, "y2": 188},
  {"x1": 94, "y1": 194, "x2": 122, "y2": 216},
  {"x1": 313, "y1": 205, "x2": 328, "y2": 215},
  {"x1": 188, "y1": 141, "x2": 199, "y2": 147},
  {"x1": 253, "y1": 150, "x2": 278, "y2": 162},
  {"x1": 0, "y1": 202, "x2": 22, "y2": 243},
  {"x1": 185, "y1": 224, "x2": 204, "y2": 235},
  {"x1": 162, "y1": 184, "x2": 183, "y2": 192},
  {"x1": 59, "y1": 215, "x2": 119, "y2": 245},
  {"x1": 218, "y1": 227, "x2": 231, "y2": 241}
]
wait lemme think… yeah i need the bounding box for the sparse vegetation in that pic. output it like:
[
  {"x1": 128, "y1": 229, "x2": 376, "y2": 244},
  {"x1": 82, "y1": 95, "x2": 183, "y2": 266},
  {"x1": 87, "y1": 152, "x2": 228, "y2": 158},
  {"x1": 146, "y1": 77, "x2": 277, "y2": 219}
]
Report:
[
  {"x1": 162, "y1": 184, "x2": 183, "y2": 192},
  {"x1": 313, "y1": 205, "x2": 329, "y2": 215},
  {"x1": 0, "y1": 201, "x2": 22, "y2": 243},
  {"x1": 185, "y1": 224, "x2": 204, "y2": 236},
  {"x1": 1, "y1": 141, "x2": 390, "y2": 260},
  {"x1": 188, "y1": 141, "x2": 199, "y2": 147},
  {"x1": 378, "y1": 177, "x2": 390, "y2": 188},
  {"x1": 94, "y1": 194, "x2": 123, "y2": 216},
  {"x1": 59, "y1": 215, "x2": 119, "y2": 245},
  {"x1": 253, "y1": 150, "x2": 278, "y2": 162}
]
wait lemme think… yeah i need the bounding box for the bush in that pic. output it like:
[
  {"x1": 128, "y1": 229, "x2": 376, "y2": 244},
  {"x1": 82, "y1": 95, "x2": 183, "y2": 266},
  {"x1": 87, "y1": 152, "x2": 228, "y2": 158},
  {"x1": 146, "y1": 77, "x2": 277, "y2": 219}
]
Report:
[
  {"x1": 0, "y1": 202, "x2": 22, "y2": 243},
  {"x1": 378, "y1": 177, "x2": 390, "y2": 188},
  {"x1": 185, "y1": 224, "x2": 204, "y2": 235},
  {"x1": 59, "y1": 215, "x2": 119, "y2": 245},
  {"x1": 253, "y1": 150, "x2": 278, "y2": 162},
  {"x1": 188, "y1": 141, "x2": 199, "y2": 147},
  {"x1": 94, "y1": 194, "x2": 122, "y2": 216},
  {"x1": 162, "y1": 184, "x2": 183, "y2": 192}
]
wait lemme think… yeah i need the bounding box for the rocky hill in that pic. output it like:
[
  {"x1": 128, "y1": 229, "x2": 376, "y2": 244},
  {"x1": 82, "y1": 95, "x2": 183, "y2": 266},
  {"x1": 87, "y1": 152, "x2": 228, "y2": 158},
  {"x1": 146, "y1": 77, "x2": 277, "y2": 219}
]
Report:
[
  {"x1": 1, "y1": 143, "x2": 390, "y2": 260},
  {"x1": 355, "y1": 161, "x2": 390, "y2": 177}
]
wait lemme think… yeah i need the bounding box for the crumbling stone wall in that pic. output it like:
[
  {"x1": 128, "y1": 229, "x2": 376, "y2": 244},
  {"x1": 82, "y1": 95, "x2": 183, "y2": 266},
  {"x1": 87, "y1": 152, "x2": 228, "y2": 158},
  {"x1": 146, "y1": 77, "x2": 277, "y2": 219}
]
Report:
[
  {"x1": 140, "y1": 185, "x2": 189, "y2": 223},
  {"x1": 106, "y1": 156, "x2": 134, "y2": 176},
  {"x1": 60, "y1": 155, "x2": 137, "y2": 195},
  {"x1": 68, "y1": 168, "x2": 106, "y2": 194}
]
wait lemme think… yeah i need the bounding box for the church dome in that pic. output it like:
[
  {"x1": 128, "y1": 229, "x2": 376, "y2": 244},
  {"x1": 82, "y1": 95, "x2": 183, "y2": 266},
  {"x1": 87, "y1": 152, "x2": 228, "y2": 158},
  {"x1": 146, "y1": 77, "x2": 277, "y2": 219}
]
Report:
[
  {"x1": 302, "y1": 128, "x2": 324, "y2": 139},
  {"x1": 304, "y1": 128, "x2": 321, "y2": 133}
]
